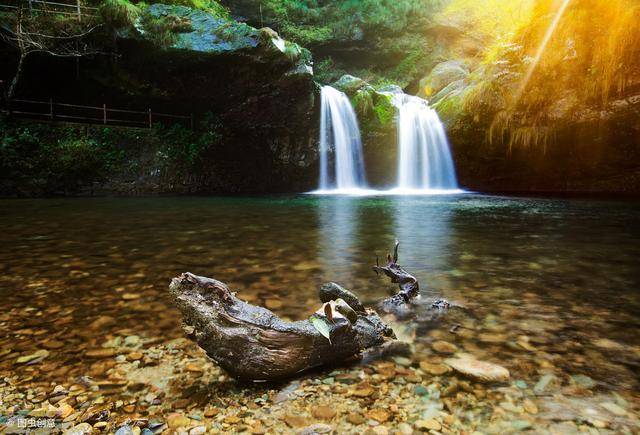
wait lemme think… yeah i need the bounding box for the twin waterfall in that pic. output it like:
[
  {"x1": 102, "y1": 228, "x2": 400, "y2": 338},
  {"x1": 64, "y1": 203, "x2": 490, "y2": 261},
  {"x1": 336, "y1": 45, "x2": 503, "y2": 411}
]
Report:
[
  {"x1": 316, "y1": 86, "x2": 459, "y2": 194},
  {"x1": 392, "y1": 93, "x2": 458, "y2": 192},
  {"x1": 318, "y1": 86, "x2": 367, "y2": 192}
]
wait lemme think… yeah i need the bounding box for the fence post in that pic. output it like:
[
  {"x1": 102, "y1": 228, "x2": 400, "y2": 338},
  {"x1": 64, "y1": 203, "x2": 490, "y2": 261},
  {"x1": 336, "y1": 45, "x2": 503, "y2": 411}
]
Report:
[
  {"x1": 148, "y1": 109, "x2": 152, "y2": 128},
  {"x1": 103, "y1": 103, "x2": 107, "y2": 124},
  {"x1": 76, "y1": 0, "x2": 81, "y2": 22},
  {"x1": 49, "y1": 98, "x2": 53, "y2": 121},
  {"x1": 190, "y1": 114, "x2": 194, "y2": 130}
]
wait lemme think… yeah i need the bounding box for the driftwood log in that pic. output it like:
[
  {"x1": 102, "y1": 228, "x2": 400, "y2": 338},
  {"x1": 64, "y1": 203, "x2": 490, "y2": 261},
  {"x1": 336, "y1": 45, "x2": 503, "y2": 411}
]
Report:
[{"x1": 169, "y1": 244, "x2": 420, "y2": 381}]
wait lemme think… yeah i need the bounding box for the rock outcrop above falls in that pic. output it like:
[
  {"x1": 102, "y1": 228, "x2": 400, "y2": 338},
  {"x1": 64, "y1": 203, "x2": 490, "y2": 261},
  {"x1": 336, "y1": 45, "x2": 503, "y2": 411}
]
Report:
[{"x1": 121, "y1": 5, "x2": 318, "y2": 193}]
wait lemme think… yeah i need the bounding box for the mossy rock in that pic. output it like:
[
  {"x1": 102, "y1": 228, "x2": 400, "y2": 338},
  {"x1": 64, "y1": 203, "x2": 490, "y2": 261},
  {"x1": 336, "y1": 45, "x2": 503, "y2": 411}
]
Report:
[
  {"x1": 134, "y1": 4, "x2": 312, "y2": 76},
  {"x1": 430, "y1": 80, "x2": 469, "y2": 126},
  {"x1": 332, "y1": 74, "x2": 368, "y2": 95},
  {"x1": 371, "y1": 92, "x2": 395, "y2": 128},
  {"x1": 419, "y1": 60, "x2": 469, "y2": 98},
  {"x1": 137, "y1": 4, "x2": 259, "y2": 52}
]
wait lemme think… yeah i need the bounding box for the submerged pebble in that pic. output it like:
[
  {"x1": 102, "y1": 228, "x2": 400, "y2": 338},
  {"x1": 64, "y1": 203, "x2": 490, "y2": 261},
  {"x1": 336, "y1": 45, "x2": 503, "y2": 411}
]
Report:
[{"x1": 444, "y1": 356, "x2": 510, "y2": 382}]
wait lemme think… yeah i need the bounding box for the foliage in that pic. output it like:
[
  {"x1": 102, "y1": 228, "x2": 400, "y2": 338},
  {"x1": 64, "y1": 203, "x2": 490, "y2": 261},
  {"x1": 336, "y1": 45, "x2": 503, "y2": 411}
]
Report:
[
  {"x1": 255, "y1": 0, "x2": 439, "y2": 45},
  {"x1": 0, "y1": 114, "x2": 223, "y2": 195},
  {"x1": 100, "y1": 0, "x2": 141, "y2": 28},
  {"x1": 162, "y1": 0, "x2": 229, "y2": 17},
  {"x1": 439, "y1": 0, "x2": 640, "y2": 152},
  {"x1": 351, "y1": 89, "x2": 396, "y2": 134},
  {"x1": 441, "y1": 0, "x2": 534, "y2": 41},
  {"x1": 154, "y1": 112, "x2": 222, "y2": 170},
  {"x1": 309, "y1": 314, "x2": 332, "y2": 343},
  {"x1": 137, "y1": 13, "x2": 181, "y2": 47},
  {"x1": 0, "y1": 116, "x2": 121, "y2": 193}
]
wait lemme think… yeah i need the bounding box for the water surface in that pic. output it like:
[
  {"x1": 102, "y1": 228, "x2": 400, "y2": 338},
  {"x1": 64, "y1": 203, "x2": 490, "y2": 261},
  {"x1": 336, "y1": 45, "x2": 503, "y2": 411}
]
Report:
[{"x1": 1, "y1": 194, "x2": 639, "y2": 429}]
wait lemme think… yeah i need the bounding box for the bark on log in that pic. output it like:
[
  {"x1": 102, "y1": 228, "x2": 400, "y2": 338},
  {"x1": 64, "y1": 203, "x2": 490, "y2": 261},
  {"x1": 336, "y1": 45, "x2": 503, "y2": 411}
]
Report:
[{"x1": 169, "y1": 243, "x2": 422, "y2": 381}]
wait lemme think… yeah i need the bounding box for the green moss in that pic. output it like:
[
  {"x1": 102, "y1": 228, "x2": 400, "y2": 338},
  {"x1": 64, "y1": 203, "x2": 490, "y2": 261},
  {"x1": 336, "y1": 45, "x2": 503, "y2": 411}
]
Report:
[
  {"x1": 150, "y1": 0, "x2": 229, "y2": 17},
  {"x1": 372, "y1": 93, "x2": 395, "y2": 127},
  {"x1": 254, "y1": 0, "x2": 436, "y2": 46},
  {"x1": 350, "y1": 87, "x2": 395, "y2": 134},
  {"x1": 0, "y1": 114, "x2": 223, "y2": 195},
  {"x1": 138, "y1": 14, "x2": 180, "y2": 47},
  {"x1": 352, "y1": 90, "x2": 374, "y2": 117},
  {"x1": 432, "y1": 91, "x2": 466, "y2": 125},
  {"x1": 138, "y1": 4, "x2": 262, "y2": 53},
  {"x1": 100, "y1": 0, "x2": 141, "y2": 29}
]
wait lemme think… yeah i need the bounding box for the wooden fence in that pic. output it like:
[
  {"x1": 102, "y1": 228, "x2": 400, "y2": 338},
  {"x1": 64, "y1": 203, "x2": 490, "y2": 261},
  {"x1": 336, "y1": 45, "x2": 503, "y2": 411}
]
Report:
[
  {"x1": 3, "y1": 98, "x2": 195, "y2": 130},
  {"x1": 0, "y1": 0, "x2": 98, "y2": 20}
]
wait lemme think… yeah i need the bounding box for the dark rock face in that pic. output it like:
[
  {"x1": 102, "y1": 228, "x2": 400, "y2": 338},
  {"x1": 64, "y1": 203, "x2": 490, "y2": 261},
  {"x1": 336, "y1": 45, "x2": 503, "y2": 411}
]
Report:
[
  {"x1": 448, "y1": 92, "x2": 640, "y2": 194},
  {"x1": 118, "y1": 6, "x2": 319, "y2": 193},
  {"x1": 0, "y1": 4, "x2": 320, "y2": 195}
]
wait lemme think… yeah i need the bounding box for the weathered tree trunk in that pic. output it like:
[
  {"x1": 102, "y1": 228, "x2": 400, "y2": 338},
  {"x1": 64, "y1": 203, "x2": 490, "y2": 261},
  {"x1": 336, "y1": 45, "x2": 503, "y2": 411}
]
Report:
[{"x1": 169, "y1": 244, "x2": 421, "y2": 381}]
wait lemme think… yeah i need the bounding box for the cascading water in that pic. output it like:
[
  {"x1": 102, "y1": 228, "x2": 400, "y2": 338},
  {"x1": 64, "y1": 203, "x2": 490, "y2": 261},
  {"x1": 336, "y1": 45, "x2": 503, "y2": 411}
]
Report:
[
  {"x1": 317, "y1": 86, "x2": 367, "y2": 192},
  {"x1": 391, "y1": 93, "x2": 459, "y2": 192}
]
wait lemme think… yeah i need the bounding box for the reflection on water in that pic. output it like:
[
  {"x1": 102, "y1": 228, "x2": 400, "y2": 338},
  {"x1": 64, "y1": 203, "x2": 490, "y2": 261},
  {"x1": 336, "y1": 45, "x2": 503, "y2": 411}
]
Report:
[
  {"x1": 317, "y1": 197, "x2": 360, "y2": 286},
  {"x1": 1, "y1": 194, "x2": 640, "y2": 418},
  {"x1": 392, "y1": 196, "x2": 457, "y2": 298}
]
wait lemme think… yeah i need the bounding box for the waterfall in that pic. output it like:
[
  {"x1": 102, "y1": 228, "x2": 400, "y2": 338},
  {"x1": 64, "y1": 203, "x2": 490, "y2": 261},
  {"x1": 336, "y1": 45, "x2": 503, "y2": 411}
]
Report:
[
  {"x1": 391, "y1": 93, "x2": 459, "y2": 192},
  {"x1": 318, "y1": 86, "x2": 367, "y2": 192}
]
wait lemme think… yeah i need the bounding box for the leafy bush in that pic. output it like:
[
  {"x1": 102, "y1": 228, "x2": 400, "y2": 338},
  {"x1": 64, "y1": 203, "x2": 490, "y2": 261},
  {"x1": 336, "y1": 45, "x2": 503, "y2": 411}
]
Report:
[
  {"x1": 142, "y1": 0, "x2": 228, "y2": 17},
  {"x1": 0, "y1": 113, "x2": 223, "y2": 195},
  {"x1": 100, "y1": 0, "x2": 141, "y2": 28},
  {"x1": 256, "y1": 0, "x2": 438, "y2": 45}
]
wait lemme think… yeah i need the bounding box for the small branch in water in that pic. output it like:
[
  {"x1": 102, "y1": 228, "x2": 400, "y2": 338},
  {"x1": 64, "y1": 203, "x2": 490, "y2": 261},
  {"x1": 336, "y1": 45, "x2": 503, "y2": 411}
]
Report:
[
  {"x1": 373, "y1": 242, "x2": 420, "y2": 318},
  {"x1": 373, "y1": 241, "x2": 419, "y2": 302}
]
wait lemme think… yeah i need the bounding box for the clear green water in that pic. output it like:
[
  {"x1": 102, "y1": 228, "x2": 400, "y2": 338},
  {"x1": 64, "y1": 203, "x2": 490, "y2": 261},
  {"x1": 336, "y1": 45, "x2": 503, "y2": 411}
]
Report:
[{"x1": 1, "y1": 194, "x2": 639, "y2": 398}]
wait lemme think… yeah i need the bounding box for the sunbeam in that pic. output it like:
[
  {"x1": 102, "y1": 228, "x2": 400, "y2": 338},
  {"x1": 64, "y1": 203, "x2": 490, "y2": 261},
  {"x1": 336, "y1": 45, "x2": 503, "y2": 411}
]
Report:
[{"x1": 513, "y1": 0, "x2": 572, "y2": 103}]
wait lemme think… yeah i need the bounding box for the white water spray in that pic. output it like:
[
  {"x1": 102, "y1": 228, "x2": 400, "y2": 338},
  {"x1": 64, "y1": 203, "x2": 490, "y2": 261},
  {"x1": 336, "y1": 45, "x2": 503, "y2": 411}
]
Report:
[
  {"x1": 391, "y1": 93, "x2": 459, "y2": 192},
  {"x1": 317, "y1": 86, "x2": 367, "y2": 192}
]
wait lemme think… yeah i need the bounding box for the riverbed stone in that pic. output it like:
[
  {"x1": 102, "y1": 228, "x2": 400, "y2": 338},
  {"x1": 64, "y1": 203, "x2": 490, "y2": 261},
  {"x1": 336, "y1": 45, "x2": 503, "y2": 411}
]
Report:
[
  {"x1": 66, "y1": 423, "x2": 93, "y2": 434},
  {"x1": 444, "y1": 356, "x2": 509, "y2": 382},
  {"x1": 312, "y1": 405, "x2": 336, "y2": 420},
  {"x1": 299, "y1": 423, "x2": 333, "y2": 434},
  {"x1": 600, "y1": 401, "x2": 626, "y2": 416},
  {"x1": 366, "y1": 409, "x2": 390, "y2": 423},
  {"x1": 415, "y1": 419, "x2": 441, "y2": 431},
  {"x1": 432, "y1": 341, "x2": 458, "y2": 354},
  {"x1": 115, "y1": 425, "x2": 135, "y2": 435},
  {"x1": 420, "y1": 361, "x2": 450, "y2": 375},
  {"x1": 347, "y1": 413, "x2": 365, "y2": 425},
  {"x1": 167, "y1": 413, "x2": 191, "y2": 428},
  {"x1": 533, "y1": 374, "x2": 556, "y2": 394},
  {"x1": 523, "y1": 399, "x2": 539, "y2": 414}
]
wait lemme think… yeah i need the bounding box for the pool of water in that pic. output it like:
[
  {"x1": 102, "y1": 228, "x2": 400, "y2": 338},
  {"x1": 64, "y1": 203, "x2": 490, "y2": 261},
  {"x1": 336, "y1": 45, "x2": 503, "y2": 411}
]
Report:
[{"x1": 1, "y1": 194, "x2": 639, "y2": 431}]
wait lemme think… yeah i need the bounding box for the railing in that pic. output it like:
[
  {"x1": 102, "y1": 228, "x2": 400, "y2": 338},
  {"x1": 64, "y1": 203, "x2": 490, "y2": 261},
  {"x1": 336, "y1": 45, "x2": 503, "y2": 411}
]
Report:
[
  {"x1": 0, "y1": 0, "x2": 99, "y2": 20},
  {"x1": 3, "y1": 98, "x2": 194, "y2": 130}
]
